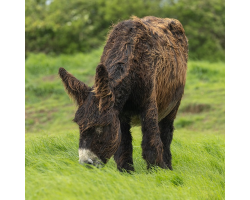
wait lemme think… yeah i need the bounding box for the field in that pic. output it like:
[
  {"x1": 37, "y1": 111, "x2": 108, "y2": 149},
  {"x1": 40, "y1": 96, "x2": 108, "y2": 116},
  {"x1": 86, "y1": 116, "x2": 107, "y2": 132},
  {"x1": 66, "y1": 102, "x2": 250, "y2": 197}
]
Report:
[{"x1": 25, "y1": 47, "x2": 225, "y2": 199}]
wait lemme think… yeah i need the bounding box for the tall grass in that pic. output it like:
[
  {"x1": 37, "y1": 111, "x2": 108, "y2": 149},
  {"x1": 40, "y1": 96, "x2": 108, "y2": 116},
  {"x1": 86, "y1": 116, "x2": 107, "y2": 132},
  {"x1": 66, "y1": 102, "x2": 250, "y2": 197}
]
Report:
[{"x1": 26, "y1": 128, "x2": 224, "y2": 200}]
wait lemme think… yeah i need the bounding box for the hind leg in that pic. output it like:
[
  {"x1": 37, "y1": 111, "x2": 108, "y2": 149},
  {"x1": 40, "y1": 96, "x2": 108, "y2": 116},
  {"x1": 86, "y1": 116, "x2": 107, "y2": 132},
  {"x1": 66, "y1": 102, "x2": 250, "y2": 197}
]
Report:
[
  {"x1": 114, "y1": 121, "x2": 134, "y2": 172},
  {"x1": 159, "y1": 101, "x2": 181, "y2": 170}
]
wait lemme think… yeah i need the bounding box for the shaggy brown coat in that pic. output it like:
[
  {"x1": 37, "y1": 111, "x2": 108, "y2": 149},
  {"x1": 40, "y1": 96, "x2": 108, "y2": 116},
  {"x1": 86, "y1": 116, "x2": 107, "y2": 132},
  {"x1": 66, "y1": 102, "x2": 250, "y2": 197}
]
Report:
[{"x1": 59, "y1": 16, "x2": 188, "y2": 171}]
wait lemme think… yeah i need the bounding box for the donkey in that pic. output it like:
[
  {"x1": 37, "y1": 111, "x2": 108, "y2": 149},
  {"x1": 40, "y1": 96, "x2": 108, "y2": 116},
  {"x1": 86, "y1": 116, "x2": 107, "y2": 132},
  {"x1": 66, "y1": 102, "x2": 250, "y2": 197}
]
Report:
[{"x1": 59, "y1": 16, "x2": 188, "y2": 172}]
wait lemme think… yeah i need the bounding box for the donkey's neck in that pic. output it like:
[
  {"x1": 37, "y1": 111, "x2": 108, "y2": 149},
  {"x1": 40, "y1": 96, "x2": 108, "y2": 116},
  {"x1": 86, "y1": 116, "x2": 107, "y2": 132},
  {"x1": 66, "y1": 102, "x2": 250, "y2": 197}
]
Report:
[{"x1": 107, "y1": 64, "x2": 132, "y2": 113}]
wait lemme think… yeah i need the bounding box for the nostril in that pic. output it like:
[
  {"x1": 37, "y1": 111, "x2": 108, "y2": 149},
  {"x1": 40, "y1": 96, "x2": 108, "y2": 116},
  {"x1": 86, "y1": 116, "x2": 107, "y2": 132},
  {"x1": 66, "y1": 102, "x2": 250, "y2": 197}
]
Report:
[{"x1": 86, "y1": 159, "x2": 93, "y2": 165}]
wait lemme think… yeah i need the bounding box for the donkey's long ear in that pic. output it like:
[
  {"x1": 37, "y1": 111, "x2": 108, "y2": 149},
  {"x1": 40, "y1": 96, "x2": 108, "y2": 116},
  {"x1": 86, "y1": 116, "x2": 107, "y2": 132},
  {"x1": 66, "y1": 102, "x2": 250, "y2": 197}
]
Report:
[
  {"x1": 59, "y1": 67, "x2": 90, "y2": 106},
  {"x1": 94, "y1": 64, "x2": 114, "y2": 112}
]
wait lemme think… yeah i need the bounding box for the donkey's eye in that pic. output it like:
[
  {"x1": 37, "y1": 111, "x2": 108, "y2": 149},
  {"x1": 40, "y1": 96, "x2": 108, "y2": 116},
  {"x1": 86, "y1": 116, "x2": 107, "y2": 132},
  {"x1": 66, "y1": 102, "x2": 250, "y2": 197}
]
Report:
[{"x1": 95, "y1": 126, "x2": 103, "y2": 134}]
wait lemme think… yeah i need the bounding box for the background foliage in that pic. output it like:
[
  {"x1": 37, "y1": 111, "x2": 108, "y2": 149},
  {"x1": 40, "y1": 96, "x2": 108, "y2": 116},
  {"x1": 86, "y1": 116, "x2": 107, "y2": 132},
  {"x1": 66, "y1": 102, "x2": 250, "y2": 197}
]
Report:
[{"x1": 25, "y1": 0, "x2": 225, "y2": 61}]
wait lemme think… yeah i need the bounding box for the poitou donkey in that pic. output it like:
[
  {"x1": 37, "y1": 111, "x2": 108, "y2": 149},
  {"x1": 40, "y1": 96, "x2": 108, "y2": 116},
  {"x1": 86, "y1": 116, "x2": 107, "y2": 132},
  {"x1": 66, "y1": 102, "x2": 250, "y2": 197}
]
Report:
[{"x1": 59, "y1": 16, "x2": 188, "y2": 172}]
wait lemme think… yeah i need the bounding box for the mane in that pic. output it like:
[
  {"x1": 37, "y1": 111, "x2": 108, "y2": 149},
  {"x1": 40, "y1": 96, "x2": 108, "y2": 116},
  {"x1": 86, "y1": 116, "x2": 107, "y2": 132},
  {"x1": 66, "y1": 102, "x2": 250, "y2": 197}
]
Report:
[{"x1": 100, "y1": 16, "x2": 147, "y2": 87}]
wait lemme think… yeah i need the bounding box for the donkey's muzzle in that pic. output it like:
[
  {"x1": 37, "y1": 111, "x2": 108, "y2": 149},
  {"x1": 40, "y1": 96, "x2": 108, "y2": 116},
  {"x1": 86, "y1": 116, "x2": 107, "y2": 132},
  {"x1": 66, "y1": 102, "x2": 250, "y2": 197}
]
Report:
[{"x1": 78, "y1": 148, "x2": 104, "y2": 168}]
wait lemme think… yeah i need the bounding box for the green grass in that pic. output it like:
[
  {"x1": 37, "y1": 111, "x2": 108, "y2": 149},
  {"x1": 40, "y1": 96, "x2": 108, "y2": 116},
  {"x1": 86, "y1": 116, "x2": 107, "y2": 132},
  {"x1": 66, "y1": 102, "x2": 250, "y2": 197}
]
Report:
[{"x1": 25, "y1": 47, "x2": 225, "y2": 199}]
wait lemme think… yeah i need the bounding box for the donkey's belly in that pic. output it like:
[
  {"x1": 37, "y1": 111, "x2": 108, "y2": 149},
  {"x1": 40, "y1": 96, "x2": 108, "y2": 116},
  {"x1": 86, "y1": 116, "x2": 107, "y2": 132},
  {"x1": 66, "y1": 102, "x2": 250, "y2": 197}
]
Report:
[
  {"x1": 130, "y1": 100, "x2": 178, "y2": 126},
  {"x1": 157, "y1": 100, "x2": 178, "y2": 122}
]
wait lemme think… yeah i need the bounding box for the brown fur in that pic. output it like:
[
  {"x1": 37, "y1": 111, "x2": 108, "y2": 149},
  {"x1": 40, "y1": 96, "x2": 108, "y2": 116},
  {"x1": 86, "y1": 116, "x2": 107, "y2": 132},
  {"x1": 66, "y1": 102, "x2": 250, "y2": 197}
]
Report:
[
  {"x1": 59, "y1": 16, "x2": 188, "y2": 171},
  {"x1": 101, "y1": 16, "x2": 187, "y2": 120}
]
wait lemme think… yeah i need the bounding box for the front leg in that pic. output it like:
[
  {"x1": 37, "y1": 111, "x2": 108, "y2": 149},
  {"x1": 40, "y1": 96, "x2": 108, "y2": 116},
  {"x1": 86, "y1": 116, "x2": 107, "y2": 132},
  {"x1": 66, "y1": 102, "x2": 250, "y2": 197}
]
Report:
[
  {"x1": 114, "y1": 121, "x2": 134, "y2": 172},
  {"x1": 141, "y1": 102, "x2": 166, "y2": 169}
]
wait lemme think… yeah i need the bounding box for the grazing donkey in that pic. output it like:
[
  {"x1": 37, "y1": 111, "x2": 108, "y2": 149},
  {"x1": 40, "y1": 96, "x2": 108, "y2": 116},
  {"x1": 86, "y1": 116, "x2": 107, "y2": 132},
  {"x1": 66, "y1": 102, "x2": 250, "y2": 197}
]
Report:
[{"x1": 59, "y1": 16, "x2": 188, "y2": 172}]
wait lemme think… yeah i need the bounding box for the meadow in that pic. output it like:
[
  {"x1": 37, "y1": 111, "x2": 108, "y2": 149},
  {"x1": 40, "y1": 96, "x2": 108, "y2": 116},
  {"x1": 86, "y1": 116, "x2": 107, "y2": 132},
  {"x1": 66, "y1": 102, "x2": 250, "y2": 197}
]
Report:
[{"x1": 25, "y1": 47, "x2": 225, "y2": 199}]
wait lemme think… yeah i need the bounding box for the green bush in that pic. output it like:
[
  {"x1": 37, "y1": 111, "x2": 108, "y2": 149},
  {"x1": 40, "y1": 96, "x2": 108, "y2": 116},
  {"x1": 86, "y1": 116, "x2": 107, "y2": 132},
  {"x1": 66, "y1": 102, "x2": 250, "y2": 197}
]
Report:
[{"x1": 25, "y1": 0, "x2": 224, "y2": 60}]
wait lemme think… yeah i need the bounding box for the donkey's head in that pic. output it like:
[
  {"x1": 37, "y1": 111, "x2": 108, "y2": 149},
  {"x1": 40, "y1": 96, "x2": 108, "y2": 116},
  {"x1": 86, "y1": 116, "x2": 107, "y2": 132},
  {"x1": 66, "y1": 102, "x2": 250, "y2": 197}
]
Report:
[{"x1": 59, "y1": 64, "x2": 121, "y2": 167}]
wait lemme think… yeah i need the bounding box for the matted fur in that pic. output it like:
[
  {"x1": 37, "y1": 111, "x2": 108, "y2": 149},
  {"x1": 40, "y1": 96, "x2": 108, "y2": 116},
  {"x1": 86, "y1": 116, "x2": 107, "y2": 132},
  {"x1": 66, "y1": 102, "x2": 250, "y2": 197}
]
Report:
[
  {"x1": 100, "y1": 16, "x2": 188, "y2": 118},
  {"x1": 59, "y1": 16, "x2": 188, "y2": 171}
]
